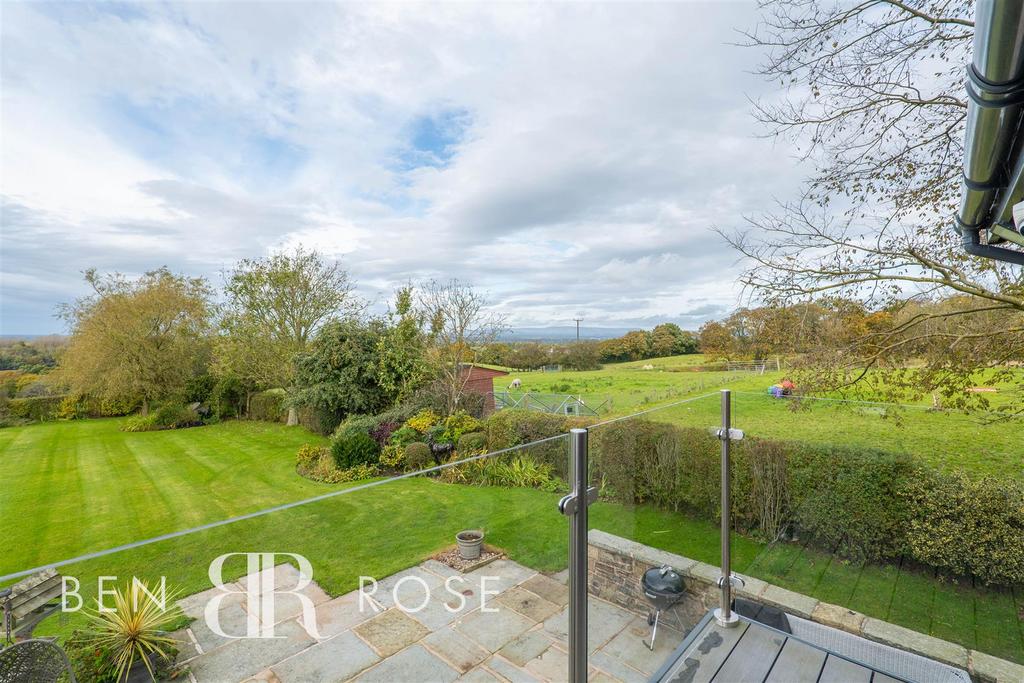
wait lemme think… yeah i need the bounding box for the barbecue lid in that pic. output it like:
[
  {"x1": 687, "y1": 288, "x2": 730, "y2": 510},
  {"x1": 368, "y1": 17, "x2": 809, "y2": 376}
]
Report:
[{"x1": 642, "y1": 565, "x2": 684, "y2": 594}]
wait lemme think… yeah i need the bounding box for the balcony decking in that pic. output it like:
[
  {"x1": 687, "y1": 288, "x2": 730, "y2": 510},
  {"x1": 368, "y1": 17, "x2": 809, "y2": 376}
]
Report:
[{"x1": 651, "y1": 611, "x2": 909, "y2": 683}]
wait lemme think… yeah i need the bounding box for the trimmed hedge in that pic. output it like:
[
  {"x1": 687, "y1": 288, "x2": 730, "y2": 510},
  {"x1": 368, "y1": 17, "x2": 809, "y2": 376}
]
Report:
[
  {"x1": 248, "y1": 389, "x2": 286, "y2": 422},
  {"x1": 489, "y1": 410, "x2": 1024, "y2": 586},
  {"x1": 7, "y1": 395, "x2": 65, "y2": 422}
]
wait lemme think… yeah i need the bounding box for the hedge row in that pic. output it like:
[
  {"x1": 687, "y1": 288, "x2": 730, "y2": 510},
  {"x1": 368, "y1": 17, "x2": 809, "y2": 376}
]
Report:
[
  {"x1": 477, "y1": 410, "x2": 1024, "y2": 586},
  {"x1": 587, "y1": 418, "x2": 1024, "y2": 586}
]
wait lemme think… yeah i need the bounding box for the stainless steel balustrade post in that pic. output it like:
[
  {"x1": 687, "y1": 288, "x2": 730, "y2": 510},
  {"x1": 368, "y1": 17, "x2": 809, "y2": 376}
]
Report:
[
  {"x1": 715, "y1": 389, "x2": 741, "y2": 628},
  {"x1": 559, "y1": 428, "x2": 595, "y2": 683}
]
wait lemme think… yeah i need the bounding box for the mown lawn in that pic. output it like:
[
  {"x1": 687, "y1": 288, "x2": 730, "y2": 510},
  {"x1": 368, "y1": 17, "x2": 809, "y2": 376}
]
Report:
[
  {"x1": 1, "y1": 419, "x2": 1020, "y2": 662},
  {"x1": 497, "y1": 356, "x2": 1024, "y2": 479},
  {"x1": 0, "y1": 418, "x2": 331, "y2": 573}
]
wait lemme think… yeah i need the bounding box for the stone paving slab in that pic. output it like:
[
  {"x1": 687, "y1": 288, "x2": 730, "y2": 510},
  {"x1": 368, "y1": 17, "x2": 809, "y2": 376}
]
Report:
[
  {"x1": 178, "y1": 583, "x2": 245, "y2": 619},
  {"x1": 498, "y1": 630, "x2": 555, "y2": 667},
  {"x1": 591, "y1": 649, "x2": 645, "y2": 683},
  {"x1": 543, "y1": 599, "x2": 634, "y2": 653},
  {"x1": 297, "y1": 589, "x2": 376, "y2": 641},
  {"x1": 353, "y1": 643, "x2": 459, "y2": 683},
  {"x1": 484, "y1": 654, "x2": 543, "y2": 682},
  {"x1": 457, "y1": 667, "x2": 503, "y2": 682},
  {"x1": 353, "y1": 608, "x2": 431, "y2": 657},
  {"x1": 423, "y1": 625, "x2": 491, "y2": 673},
  {"x1": 270, "y1": 630, "x2": 379, "y2": 682},
  {"x1": 496, "y1": 586, "x2": 562, "y2": 623},
  {"x1": 523, "y1": 644, "x2": 570, "y2": 680},
  {"x1": 520, "y1": 574, "x2": 570, "y2": 608},
  {"x1": 455, "y1": 606, "x2": 536, "y2": 652},
  {"x1": 599, "y1": 616, "x2": 683, "y2": 676},
  {"x1": 189, "y1": 619, "x2": 315, "y2": 682},
  {"x1": 187, "y1": 601, "x2": 261, "y2": 652},
  {"x1": 466, "y1": 559, "x2": 536, "y2": 593},
  {"x1": 367, "y1": 565, "x2": 446, "y2": 609}
]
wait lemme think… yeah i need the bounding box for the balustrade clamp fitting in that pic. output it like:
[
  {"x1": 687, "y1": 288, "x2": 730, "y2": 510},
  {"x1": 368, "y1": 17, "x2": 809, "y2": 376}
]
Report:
[{"x1": 558, "y1": 487, "x2": 598, "y2": 516}]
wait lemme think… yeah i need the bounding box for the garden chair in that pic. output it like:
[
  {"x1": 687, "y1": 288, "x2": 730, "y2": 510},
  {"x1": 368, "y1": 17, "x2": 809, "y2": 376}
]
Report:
[{"x1": 0, "y1": 638, "x2": 76, "y2": 683}]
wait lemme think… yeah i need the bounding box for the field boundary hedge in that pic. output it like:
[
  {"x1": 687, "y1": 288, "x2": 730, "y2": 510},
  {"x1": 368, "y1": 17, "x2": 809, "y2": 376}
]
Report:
[{"x1": 480, "y1": 410, "x2": 1024, "y2": 586}]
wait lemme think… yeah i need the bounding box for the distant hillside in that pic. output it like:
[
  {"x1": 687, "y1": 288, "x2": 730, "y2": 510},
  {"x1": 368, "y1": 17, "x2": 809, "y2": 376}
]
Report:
[{"x1": 500, "y1": 326, "x2": 634, "y2": 342}]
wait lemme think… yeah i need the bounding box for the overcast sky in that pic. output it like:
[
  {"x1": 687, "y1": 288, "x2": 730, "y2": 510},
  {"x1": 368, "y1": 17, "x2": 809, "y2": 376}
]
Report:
[{"x1": 0, "y1": 1, "x2": 805, "y2": 336}]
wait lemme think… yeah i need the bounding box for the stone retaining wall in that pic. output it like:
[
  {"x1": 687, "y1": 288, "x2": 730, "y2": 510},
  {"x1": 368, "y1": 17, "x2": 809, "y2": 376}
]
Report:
[{"x1": 587, "y1": 530, "x2": 1024, "y2": 683}]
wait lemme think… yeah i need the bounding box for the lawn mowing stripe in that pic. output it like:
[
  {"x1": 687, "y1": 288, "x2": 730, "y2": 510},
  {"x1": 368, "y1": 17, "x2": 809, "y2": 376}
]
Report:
[{"x1": 0, "y1": 432, "x2": 569, "y2": 582}]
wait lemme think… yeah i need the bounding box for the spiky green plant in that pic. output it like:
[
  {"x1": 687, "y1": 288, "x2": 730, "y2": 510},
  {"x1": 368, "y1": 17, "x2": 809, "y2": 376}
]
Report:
[{"x1": 84, "y1": 580, "x2": 181, "y2": 682}]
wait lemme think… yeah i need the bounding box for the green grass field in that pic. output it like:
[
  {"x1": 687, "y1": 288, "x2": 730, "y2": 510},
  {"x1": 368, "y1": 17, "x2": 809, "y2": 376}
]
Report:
[
  {"x1": 1, "y1": 418, "x2": 1020, "y2": 662},
  {"x1": 495, "y1": 355, "x2": 1024, "y2": 478}
]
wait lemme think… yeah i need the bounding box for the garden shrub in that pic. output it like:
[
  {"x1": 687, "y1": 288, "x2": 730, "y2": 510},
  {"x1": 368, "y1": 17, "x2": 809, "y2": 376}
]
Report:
[
  {"x1": 331, "y1": 429, "x2": 379, "y2": 468},
  {"x1": 438, "y1": 410, "x2": 481, "y2": 445},
  {"x1": 334, "y1": 414, "x2": 381, "y2": 437},
  {"x1": 405, "y1": 408, "x2": 439, "y2": 433},
  {"x1": 65, "y1": 629, "x2": 179, "y2": 683},
  {"x1": 121, "y1": 403, "x2": 201, "y2": 432},
  {"x1": 441, "y1": 454, "x2": 561, "y2": 492},
  {"x1": 901, "y1": 470, "x2": 1024, "y2": 585},
  {"x1": 58, "y1": 395, "x2": 90, "y2": 420},
  {"x1": 184, "y1": 373, "x2": 217, "y2": 405},
  {"x1": 389, "y1": 425, "x2": 420, "y2": 447},
  {"x1": 481, "y1": 409, "x2": 581, "y2": 480},
  {"x1": 370, "y1": 421, "x2": 400, "y2": 447},
  {"x1": 457, "y1": 431, "x2": 487, "y2": 454},
  {"x1": 379, "y1": 442, "x2": 405, "y2": 469},
  {"x1": 297, "y1": 443, "x2": 328, "y2": 469},
  {"x1": 404, "y1": 441, "x2": 433, "y2": 470}
]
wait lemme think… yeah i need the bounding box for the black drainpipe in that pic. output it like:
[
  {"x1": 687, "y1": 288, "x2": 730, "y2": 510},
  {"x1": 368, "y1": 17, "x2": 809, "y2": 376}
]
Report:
[{"x1": 959, "y1": 222, "x2": 1024, "y2": 265}]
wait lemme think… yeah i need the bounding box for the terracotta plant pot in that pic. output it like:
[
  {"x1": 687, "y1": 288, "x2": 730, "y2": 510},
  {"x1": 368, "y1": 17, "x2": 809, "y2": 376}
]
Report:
[{"x1": 456, "y1": 530, "x2": 484, "y2": 560}]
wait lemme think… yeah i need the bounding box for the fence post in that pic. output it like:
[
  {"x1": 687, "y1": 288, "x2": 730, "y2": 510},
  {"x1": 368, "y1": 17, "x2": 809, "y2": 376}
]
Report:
[
  {"x1": 559, "y1": 428, "x2": 595, "y2": 682},
  {"x1": 715, "y1": 390, "x2": 741, "y2": 628}
]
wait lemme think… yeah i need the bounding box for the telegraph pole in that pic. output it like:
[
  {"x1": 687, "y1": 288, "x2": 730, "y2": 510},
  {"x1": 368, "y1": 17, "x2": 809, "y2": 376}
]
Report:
[{"x1": 572, "y1": 317, "x2": 583, "y2": 342}]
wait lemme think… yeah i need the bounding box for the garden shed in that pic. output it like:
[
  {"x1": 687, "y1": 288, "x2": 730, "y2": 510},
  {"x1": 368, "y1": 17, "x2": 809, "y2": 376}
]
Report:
[{"x1": 458, "y1": 363, "x2": 508, "y2": 414}]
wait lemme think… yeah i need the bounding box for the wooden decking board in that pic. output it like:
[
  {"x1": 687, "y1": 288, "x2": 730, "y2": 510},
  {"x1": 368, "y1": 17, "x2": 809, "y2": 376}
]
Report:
[
  {"x1": 711, "y1": 621, "x2": 786, "y2": 683},
  {"x1": 763, "y1": 637, "x2": 828, "y2": 683},
  {"x1": 819, "y1": 653, "x2": 873, "y2": 683},
  {"x1": 662, "y1": 620, "x2": 750, "y2": 683}
]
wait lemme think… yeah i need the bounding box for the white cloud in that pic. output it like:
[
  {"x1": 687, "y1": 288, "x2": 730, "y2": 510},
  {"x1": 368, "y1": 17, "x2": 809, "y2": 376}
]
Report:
[{"x1": 0, "y1": 1, "x2": 804, "y2": 335}]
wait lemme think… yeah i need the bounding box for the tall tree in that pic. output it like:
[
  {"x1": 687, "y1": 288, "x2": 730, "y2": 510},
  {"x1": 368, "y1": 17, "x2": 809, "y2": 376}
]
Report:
[
  {"x1": 293, "y1": 319, "x2": 392, "y2": 430},
  {"x1": 375, "y1": 286, "x2": 431, "y2": 403},
  {"x1": 215, "y1": 247, "x2": 359, "y2": 423},
  {"x1": 59, "y1": 268, "x2": 212, "y2": 413},
  {"x1": 729, "y1": 1, "x2": 1024, "y2": 414},
  {"x1": 418, "y1": 279, "x2": 505, "y2": 414}
]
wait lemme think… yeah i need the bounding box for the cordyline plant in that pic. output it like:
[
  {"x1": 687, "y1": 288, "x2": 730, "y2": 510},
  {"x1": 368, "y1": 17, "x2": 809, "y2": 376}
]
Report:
[
  {"x1": 721, "y1": 0, "x2": 1024, "y2": 418},
  {"x1": 85, "y1": 580, "x2": 182, "y2": 682}
]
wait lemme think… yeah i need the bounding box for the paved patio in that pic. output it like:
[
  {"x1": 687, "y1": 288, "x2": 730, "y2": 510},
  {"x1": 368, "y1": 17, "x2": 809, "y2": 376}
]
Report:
[{"x1": 170, "y1": 559, "x2": 686, "y2": 682}]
